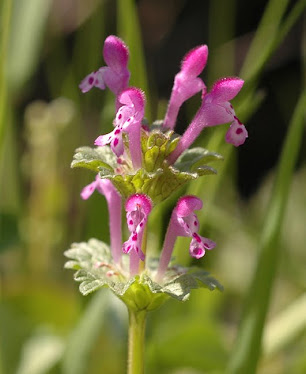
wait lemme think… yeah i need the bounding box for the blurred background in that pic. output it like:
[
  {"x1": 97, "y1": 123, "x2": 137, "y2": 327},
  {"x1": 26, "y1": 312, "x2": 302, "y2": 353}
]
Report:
[{"x1": 0, "y1": 0, "x2": 305, "y2": 373}]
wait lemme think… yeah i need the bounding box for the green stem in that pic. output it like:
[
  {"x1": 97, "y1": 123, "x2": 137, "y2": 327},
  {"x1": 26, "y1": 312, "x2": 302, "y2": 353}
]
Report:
[{"x1": 127, "y1": 309, "x2": 146, "y2": 374}]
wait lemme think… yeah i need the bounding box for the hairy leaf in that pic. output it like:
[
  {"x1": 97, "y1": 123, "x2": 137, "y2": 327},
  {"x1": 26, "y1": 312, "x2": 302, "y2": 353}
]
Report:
[
  {"x1": 71, "y1": 146, "x2": 116, "y2": 173},
  {"x1": 65, "y1": 239, "x2": 223, "y2": 309}
]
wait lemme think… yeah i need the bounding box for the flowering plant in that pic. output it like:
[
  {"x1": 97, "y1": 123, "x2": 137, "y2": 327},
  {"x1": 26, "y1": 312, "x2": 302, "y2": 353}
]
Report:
[{"x1": 65, "y1": 35, "x2": 247, "y2": 373}]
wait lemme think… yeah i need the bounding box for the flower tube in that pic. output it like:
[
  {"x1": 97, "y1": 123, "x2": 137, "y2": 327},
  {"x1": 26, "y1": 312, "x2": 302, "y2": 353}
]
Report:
[
  {"x1": 81, "y1": 175, "x2": 122, "y2": 263},
  {"x1": 163, "y1": 45, "x2": 208, "y2": 130}
]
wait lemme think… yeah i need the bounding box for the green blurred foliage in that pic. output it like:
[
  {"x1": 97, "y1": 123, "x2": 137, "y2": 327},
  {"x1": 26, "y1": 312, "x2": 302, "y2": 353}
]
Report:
[{"x1": 0, "y1": 0, "x2": 305, "y2": 373}]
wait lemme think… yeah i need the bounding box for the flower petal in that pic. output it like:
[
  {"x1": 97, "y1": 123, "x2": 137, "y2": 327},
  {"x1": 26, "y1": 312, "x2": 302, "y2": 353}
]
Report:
[
  {"x1": 93, "y1": 68, "x2": 106, "y2": 90},
  {"x1": 181, "y1": 45, "x2": 208, "y2": 77},
  {"x1": 94, "y1": 133, "x2": 113, "y2": 147},
  {"x1": 103, "y1": 35, "x2": 129, "y2": 73},
  {"x1": 176, "y1": 196, "x2": 203, "y2": 217},
  {"x1": 110, "y1": 132, "x2": 124, "y2": 156},
  {"x1": 200, "y1": 102, "x2": 234, "y2": 127},
  {"x1": 79, "y1": 72, "x2": 96, "y2": 93},
  {"x1": 209, "y1": 77, "x2": 244, "y2": 103},
  {"x1": 125, "y1": 194, "x2": 152, "y2": 216},
  {"x1": 225, "y1": 119, "x2": 248, "y2": 146},
  {"x1": 80, "y1": 180, "x2": 97, "y2": 199},
  {"x1": 189, "y1": 235, "x2": 216, "y2": 259},
  {"x1": 119, "y1": 87, "x2": 145, "y2": 118},
  {"x1": 189, "y1": 240, "x2": 206, "y2": 259},
  {"x1": 173, "y1": 76, "x2": 205, "y2": 105},
  {"x1": 101, "y1": 67, "x2": 129, "y2": 95}
]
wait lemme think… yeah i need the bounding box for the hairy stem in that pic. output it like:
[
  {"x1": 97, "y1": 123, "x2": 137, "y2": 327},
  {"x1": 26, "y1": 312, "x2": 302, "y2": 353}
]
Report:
[
  {"x1": 156, "y1": 221, "x2": 177, "y2": 281},
  {"x1": 127, "y1": 309, "x2": 146, "y2": 374}
]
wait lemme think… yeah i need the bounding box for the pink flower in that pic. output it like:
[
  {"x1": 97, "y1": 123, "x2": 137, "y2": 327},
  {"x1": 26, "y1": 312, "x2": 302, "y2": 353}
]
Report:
[
  {"x1": 156, "y1": 195, "x2": 215, "y2": 280},
  {"x1": 79, "y1": 35, "x2": 130, "y2": 95},
  {"x1": 168, "y1": 77, "x2": 248, "y2": 164},
  {"x1": 173, "y1": 196, "x2": 216, "y2": 257},
  {"x1": 81, "y1": 175, "x2": 122, "y2": 263},
  {"x1": 164, "y1": 45, "x2": 208, "y2": 130},
  {"x1": 81, "y1": 174, "x2": 106, "y2": 200},
  {"x1": 122, "y1": 194, "x2": 152, "y2": 275},
  {"x1": 94, "y1": 87, "x2": 145, "y2": 169}
]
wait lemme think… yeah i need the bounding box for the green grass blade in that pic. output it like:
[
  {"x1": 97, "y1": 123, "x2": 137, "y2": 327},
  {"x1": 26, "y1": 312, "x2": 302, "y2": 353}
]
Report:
[
  {"x1": 240, "y1": 0, "x2": 290, "y2": 83},
  {"x1": 276, "y1": 0, "x2": 306, "y2": 54},
  {"x1": 117, "y1": 0, "x2": 152, "y2": 121},
  {"x1": 7, "y1": 0, "x2": 52, "y2": 92},
  {"x1": 227, "y1": 89, "x2": 306, "y2": 374},
  {"x1": 62, "y1": 291, "x2": 110, "y2": 374},
  {"x1": 263, "y1": 293, "x2": 306, "y2": 357},
  {"x1": 207, "y1": 0, "x2": 236, "y2": 83},
  {"x1": 0, "y1": 0, "x2": 13, "y2": 150},
  {"x1": 238, "y1": 0, "x2": 306, "y2": 115}
]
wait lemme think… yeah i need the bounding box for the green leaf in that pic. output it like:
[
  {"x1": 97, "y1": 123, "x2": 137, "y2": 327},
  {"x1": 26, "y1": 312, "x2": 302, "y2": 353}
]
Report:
[
  {"x1": 143, "y1": 269, "x2": 223, "y2": 302},
  {"x1": 64, "y1": 238, "x2": 112, "y2": 265},
  {"x1": 65, "y1": 238, "x2": 135, "y2": 297},
  {"x1": 74, "y1": 270, "x2": 110, "y2": 296},
  {"x1": 64, "y1": 239, "x2": 114, "y2": 295},
  {"x1": 65, "y1": 239, "x2": 223, "y2": 310},
  {"x1": 191, "y1": 270, "x2": 224, "y2": 292},
  {"x1": 174, "y1": 147, "x2": 223, "y2": 173},
  {"x1": 119, "y1": 270, "x2": 223, "y2": 310},
  {"x1": 142, "y1": 129, "x2": 179, "y2": 172},
  {"x1": 72, "y1": 131, "x2": 221, "y2": 204},
  {"x1": 101, "y1": 163, "x2": 217, "y2": 204},
  {"x1": 71, "y1": 146, "x2": 116, "y2": 173},
  {"x1": 102, "y1": 166, "x2": 196, "y2": 204},
  {"x1": 195, "y1": 166, "x2": 219, "y2": 176}
]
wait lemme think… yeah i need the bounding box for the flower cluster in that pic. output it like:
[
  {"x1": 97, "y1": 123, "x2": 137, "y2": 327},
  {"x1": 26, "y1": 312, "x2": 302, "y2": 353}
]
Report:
[{"x1": 66, "y1": 35, "x2": 247, "y2": 306}]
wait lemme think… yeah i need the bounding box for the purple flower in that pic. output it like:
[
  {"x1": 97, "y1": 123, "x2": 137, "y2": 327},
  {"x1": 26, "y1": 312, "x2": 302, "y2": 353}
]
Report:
[
  {"x1": 168, "y1": 77, "x2": 248, "y2": 164},
  {"x1": 122, "y1": 194, "x2": 152, "y2": 274},
  {"x1": 156, "y1": 195, "x2": 215, "y2": 280},
  {"x1": 79, "y1": 35, "x2": 130, "y2": 96},
  {"x1": 94, "y1": 87, "x2": 145, "y2": 169},
  {"x1": 81, "y1": 175, "x2": 122, "y2": 263},
  {"x1": 164, "y1": 45, "x2": 208, "y2": 130}
]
